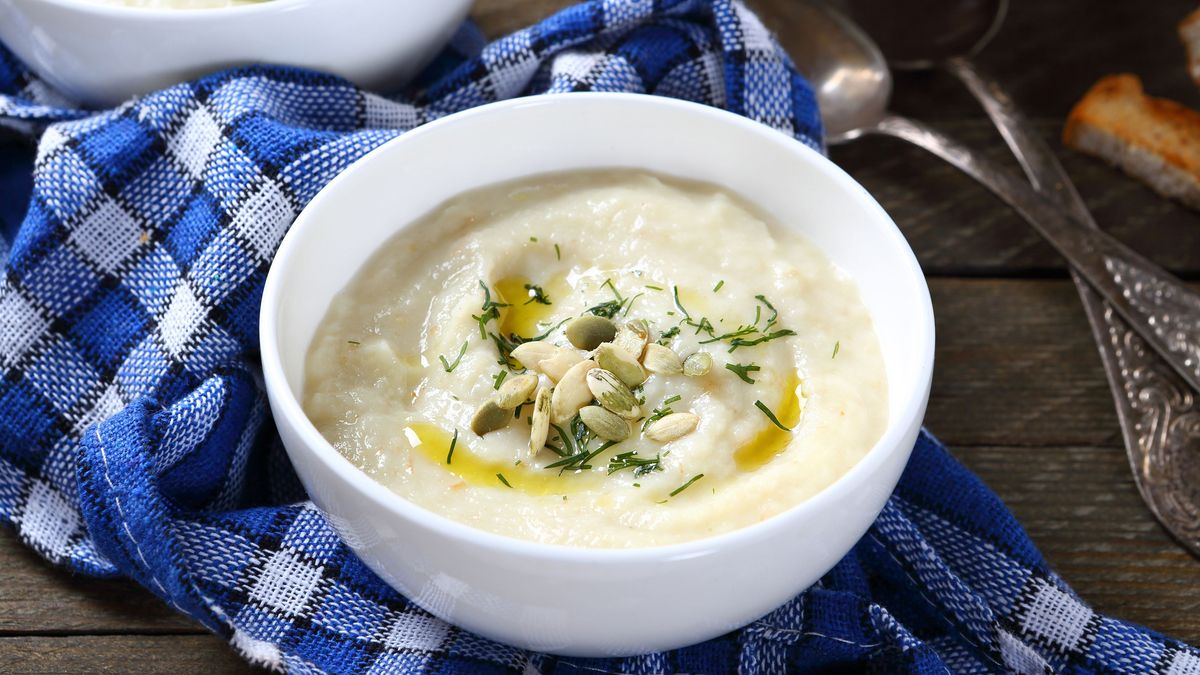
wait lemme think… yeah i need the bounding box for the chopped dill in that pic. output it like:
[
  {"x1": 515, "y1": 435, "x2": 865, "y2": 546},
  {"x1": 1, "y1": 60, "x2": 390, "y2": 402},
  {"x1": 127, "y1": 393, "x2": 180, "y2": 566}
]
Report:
[
  {"x1": 472, "y1": 281, "x2": 510, "y2": 340},
  {"x1": 542, "y1": 417, "x2": 621, "y2": 473},
  {"x1": 669, "y1": 474, "x2": 704, "y2": 497},
  {"x1": 523, "y1": 283, "x2": 551, "y2": 305},
  {"x1": 641, "y1": 394, "x2": 681, "y2": 432},
  {"x1": 446, "y1": 428, "x2": 458, "y2": 464},
  {"x1": 496, "y1": 473, "x2": 513, "y2": 488},
  {"x1": 439, "y1": 341, "x2": 468, "y2": 372},
  {"x1": 530, "y1": 236, "x2": 538, "y2": 242},
  {"x1": 492, "y1": 370, "x2": 507, "y2": 390},
  {"x1": 645, "y1": 284, "x2": 664, "y2": 291},
  {"x1": 754, "y1": 400, "x2": 793, "y2": 431},
  {"x1": 608, "y1": 451, "x2": 663, "y2": 476},
  {"x1": 713, "y1": 280, "x2": 725, "y2": 292},
  {"x1": 684, "y1": 292, "x2": 795, "y2": 353},
  {"x1": 586, "y1": 300, "x2": 623, "y2": 319},
  {"x1": 346, "y1": 339, "x2": 361, "y2": 345},
  {"x1": 623, "y1": 292, "x2": 645, "y2": 317},
  {"x1": 554, "y1": 243, "x2": 561, "y2": 260},
  {"x1": 728, "y1": 329, "x2": 797, "y2": 352},
  {"x1": 833, "y1": 341, "x2": 841, "y2": 359},
  {"x1": 485, "y1": 317, "x2": 569, "y2": 368},
  {"x1": 586, "y1": 278, "x2": 629, "y2": 318},
  {"x1": 672, "y1": 285, "x2": 691, "y2": 319},
  {"x1": 725, "y1": 362, "x2": 761, "y2": 384},
  {"x1": 755, "y1": 294, "x2": 780, "y2": 328},
  {"x1": 657, "y1": 326, "x2": 681, "y2": 344}
]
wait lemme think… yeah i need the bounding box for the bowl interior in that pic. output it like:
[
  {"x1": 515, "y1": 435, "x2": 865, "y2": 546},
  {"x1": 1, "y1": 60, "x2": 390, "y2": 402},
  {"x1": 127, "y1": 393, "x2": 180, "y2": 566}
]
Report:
[{"x1": 265, "y1": 92, "x2": 933, "y2": 526}]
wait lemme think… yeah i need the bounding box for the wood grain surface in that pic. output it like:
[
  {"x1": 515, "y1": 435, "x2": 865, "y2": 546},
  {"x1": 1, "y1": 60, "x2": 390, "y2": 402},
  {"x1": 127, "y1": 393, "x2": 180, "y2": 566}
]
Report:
[{"x1": 2, "y1": 0, "x2": 1199, "y2": 672}]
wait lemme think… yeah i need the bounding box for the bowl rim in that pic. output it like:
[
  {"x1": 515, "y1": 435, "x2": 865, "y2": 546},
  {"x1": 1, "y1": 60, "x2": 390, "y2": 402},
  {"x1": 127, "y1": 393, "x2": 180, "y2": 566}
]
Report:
[
  {"x1": 30, "y1": 0, "x2": 308, "y2": 19},
  {"x1": 259, "y1": 92, "x2": 935, "y2": 563}
]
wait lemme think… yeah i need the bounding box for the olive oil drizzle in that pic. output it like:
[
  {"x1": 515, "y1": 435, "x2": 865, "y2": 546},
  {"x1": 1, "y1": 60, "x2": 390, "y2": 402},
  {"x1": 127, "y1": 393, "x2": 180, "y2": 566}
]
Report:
[
  {"x1": 404, "y1": 422, "x2": 601, "y2": 495},
  {"x1": 733, "y1": 373, "x2": 803, "y2": 471}
]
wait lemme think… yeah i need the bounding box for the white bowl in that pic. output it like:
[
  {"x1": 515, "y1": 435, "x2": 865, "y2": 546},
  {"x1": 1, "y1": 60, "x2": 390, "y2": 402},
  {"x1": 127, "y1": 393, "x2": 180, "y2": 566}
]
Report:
[
  {"x1": 0, "y1": 0, "x2": 472, "y2": 106},
  {"x1": 260, "y1": 93, "x2": 935, "y2": 657}
]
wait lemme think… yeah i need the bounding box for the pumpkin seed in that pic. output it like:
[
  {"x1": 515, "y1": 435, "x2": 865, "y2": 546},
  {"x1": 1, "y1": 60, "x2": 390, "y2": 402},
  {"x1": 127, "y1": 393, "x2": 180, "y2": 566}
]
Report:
[
  {"x1": 579, "y1": 405, "x2": 631, "y2": 442},
  {"x1": 529, "y1": 386, "x2": 551, "y2": 455},
  {"x1": 585, "y1": 368, "x2": 641, "y2": 419},
  {"x1": 642, "y1": 343, "x2": 683, "y2": 375},
  {"x1": 494, "y1": 373, "x2": 537, "y2": 409},
  {"x1": 510, "y1": 342, "x2": 561, "y2": 370},
  {"x1": 551, "y1": 359, "x2": 597, "y2": 423},
  {"x1": 644, "y1": 412, "x2": 699, "y2": 442},
  {"x1": 682, "y1": 351, "x2": 713, "y2": 377},
  {"x1": 594, "y1": 343, "x2": 647, "y2": 388},
  {"x1": 471, "y1": 400, "x2": 511, "y2": 436},
  {"x1": 613, "y1": 319, "x2": 650, "y2": 359},
  {"x1": 565, "y1": 315, "x2": 617, "y2": 350},
  {"x1": 537, "y1": 349, "x2": 584, "y2": 383}
]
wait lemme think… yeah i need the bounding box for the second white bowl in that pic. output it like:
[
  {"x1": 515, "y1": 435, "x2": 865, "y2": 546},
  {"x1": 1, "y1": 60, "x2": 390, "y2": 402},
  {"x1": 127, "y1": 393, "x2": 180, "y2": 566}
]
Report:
[{"x1": 0, "y1": 0, "x2": 472, "y2": 106}]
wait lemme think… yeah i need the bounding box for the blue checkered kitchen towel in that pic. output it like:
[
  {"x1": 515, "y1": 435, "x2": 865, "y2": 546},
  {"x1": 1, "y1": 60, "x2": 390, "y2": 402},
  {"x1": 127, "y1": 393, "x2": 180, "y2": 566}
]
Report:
[{"x1": 0, "y1": 1, "x2": 1197, "y2": 673}]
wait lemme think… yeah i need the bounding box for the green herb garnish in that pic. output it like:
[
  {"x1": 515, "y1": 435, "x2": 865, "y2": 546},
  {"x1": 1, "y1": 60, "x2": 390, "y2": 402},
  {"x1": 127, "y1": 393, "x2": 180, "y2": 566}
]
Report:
[
  {"x1": 641, "y1": 394, "x2": 681, "y2": 432},
  {"x1": 622, "y1": 292, "x2": 644, "y2": 317},
  {"x1": 713, "y1": 280, "x2": 724, "y2": 292},
  {"x1": 530, "y1": 236, "x2": 538, "y2": 242},
  {"x1": 492, "y1": 370, "x2": 507, "y2": 390},
  {"x1": 672, "y1": 285, "x2": 691, "y2": 319},
  {"x1": 446, "y1": 428, "x2": 458, "y2": 464},
  {"x1": 496, "y1": 473, "x2": 513, "y2": 488},
  {"x1": 833, "y1": 341, "x2": 841, "y2": 359},
  {"x1": 544, "y1": 418, "x2": 619, "y2": 473},
  {"x1": 728, "y1": 329, "x2": 796, "y2": 352},
  {"x1": 607, "y1": 451, "x2": 663, "y2": 476},
  {"x1": 554, "y1": 243, "x2": 561, "y2": 260},
  {"x1": 439, "y1": 341, "x2": 468, "y2": 372},
  {"x1": 683, "y1": 292, "x2": 795, "y2": 353},
  {"x1": 346, "y1": 339, "x2": 361, "y2": 345},
  {"x1": 523, "y1": 284, "x2": 551, "y2": 305},
  {"x1": 585, "y1": 278, "x2": 629, "y2": 318},
  {"x1": 472, "y1": 281, "x2": 510, "y2": 340},
  {"x1": 484, "y1": 317, "x2": 570, "y2": 369},
  {"x1": 755, "y1": 294, "x2": 779, "y2": 327},
  {"x1": 657, "y1": 326, "x2": 681, "y2": 344},
  {"x1": 725, "y1": 362, "x2": 761, "y2": 384},
  {"x1": 669, "y1": 474, "x2": 704, "y2": 497},
  {"x1": 754, "y1": 400, "x2": 792, "y2": 431},
  {"x1": 645, "y1": 284, "x2": 664, "y2": 291}
]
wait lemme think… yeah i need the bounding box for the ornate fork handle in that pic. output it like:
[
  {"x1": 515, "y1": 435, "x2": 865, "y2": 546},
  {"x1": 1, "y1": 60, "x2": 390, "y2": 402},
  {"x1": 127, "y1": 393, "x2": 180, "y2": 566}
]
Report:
[
  {"x1": 869, "y1": 113, "x2": 1200, "y2": 397},
  {"x1": 945, "y1": 56, "x2": 1200, "y2": 554}
]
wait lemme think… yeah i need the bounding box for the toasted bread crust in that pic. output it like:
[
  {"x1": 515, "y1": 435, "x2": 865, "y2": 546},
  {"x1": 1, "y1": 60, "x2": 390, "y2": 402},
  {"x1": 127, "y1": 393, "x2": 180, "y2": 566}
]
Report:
[
  {"x1": 1064, "y1": 74, "x2": 1200, "y2": 209},
  {"x1": 1180, "y1": 7, "x2": 1200, "y2": 85}
]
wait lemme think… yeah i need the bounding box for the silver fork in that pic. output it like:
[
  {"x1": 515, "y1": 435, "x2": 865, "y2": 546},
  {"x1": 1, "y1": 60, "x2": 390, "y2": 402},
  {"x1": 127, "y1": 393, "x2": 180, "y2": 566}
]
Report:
[{"x1": 948, "y1": 59, "x2": 1200, "y2": 555}]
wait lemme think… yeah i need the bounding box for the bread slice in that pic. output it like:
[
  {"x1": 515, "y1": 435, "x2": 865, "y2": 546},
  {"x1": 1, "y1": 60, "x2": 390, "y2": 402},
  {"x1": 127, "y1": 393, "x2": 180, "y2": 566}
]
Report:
[
  {"x1": 1064, "y1": 74, "x2": 1200, "y2": 210},
  {"x1": 1180, "y1": 7, "x2": 1200, "y2": 86}
]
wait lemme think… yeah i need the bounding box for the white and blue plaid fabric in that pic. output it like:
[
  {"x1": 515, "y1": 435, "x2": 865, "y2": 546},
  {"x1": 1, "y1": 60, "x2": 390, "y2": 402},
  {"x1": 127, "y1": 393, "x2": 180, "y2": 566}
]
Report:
[{"x1": 0, "y1": 1, "x2": 1197, "y2": 672}]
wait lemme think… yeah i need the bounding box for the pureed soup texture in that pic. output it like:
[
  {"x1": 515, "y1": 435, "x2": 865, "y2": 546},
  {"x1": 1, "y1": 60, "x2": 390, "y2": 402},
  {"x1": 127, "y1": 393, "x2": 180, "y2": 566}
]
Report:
[{"x1": 303, "y1": 171, "x2": 888, "y2": 547}]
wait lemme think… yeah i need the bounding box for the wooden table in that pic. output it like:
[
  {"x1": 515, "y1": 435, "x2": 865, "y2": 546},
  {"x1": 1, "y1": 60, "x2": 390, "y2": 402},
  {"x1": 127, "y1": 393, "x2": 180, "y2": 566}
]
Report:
[{"x1": 2, "y1": 0, "x2": 1198, "y2": 671}]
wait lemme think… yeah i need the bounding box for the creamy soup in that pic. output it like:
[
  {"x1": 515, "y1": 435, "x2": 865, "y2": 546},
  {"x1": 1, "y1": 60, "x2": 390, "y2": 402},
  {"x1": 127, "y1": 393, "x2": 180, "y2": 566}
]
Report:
[{"x1": 303, "y1": 171, "x2": 888, "y2": 548}]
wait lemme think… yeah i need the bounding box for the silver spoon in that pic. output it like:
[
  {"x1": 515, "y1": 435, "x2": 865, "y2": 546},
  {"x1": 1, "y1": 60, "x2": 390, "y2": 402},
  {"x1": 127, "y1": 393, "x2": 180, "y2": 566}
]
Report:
[
  {"x1": 789, "y1": 1, "x2": 1200, "y2": 408},
  {"x1": 840, "y1": 0, "x2": 1200, "y2": 555}
]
